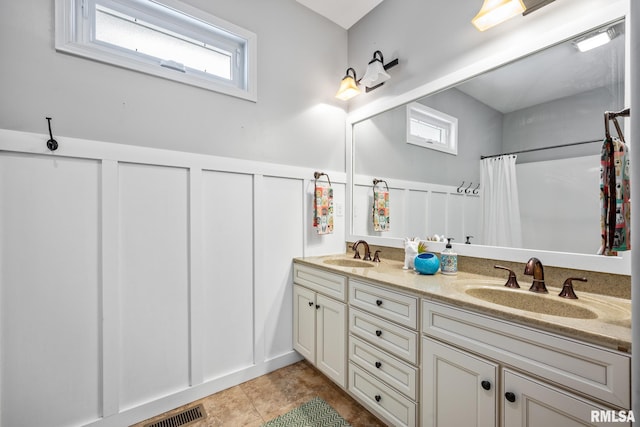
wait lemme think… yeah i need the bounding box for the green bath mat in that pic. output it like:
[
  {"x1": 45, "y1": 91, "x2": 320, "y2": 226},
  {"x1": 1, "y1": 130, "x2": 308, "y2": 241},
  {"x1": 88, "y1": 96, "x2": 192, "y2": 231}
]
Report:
[{"x1": 261, "y1": 397, "x2": 351, "y2": 427}]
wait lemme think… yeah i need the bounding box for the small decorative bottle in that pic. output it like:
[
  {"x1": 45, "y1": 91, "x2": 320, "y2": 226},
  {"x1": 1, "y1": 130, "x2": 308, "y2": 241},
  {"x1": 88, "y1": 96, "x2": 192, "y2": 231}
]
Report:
[{"x1": 440, "y1": 238, "x2": 458, "y2": 275}]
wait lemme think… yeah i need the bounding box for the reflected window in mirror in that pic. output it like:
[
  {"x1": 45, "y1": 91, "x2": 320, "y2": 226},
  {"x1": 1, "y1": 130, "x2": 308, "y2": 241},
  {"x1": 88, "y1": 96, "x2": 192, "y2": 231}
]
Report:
[{"x1": 406, "y1": 102, "x2": 458, "y2": 155}]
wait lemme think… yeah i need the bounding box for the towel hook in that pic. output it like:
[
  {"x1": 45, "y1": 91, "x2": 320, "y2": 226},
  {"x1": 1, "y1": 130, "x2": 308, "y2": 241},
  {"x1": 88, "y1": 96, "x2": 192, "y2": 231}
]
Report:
[
  {"x1": 464, "y1": 182, "x2": 473, "y2": 194},
  {"x1": 45, "y1": 117, "x2": 58, "y2": 151},
  {"x1": 456, "y1": 181, "x2": 465, "y2": 193},
  {"x1": 313, "y1": 171, "x2": 331, "y2": 187},
  {"x1": 473, "y1": 183, "x2": 480, "y2": 195}
]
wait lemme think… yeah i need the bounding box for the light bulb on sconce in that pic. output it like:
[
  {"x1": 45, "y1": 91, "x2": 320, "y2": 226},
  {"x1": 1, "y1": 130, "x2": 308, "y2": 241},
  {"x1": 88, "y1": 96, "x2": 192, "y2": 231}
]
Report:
[
  {"x1": 472, "y1": 0, "x2": 526, "y2": 31},
  {"x1": 360, "y1": 51, "x2": 394, "y2": 89},
  {"x1": 335, "y1": 51, "x2": 399, "y2": 101},
  {"x1": 335, "y1": 67, "x2": 361, "y2": 101}
]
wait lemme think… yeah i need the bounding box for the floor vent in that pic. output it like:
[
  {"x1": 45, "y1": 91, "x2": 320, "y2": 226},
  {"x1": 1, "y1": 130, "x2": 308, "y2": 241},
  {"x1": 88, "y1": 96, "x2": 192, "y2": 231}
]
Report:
[{"x1": 143, "y1": 403, "x2": 206, "y2": 427}]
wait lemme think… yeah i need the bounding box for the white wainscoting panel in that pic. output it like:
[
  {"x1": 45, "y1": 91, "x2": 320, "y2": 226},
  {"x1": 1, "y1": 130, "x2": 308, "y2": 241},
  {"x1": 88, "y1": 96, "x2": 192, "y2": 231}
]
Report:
[
  {"x1": 201, "y1": 170, "x2": 255, "y2": 381},
  {"x1": 406, "y1": 189, "x2": 429, "y2": 238},
  {"x1": 0, "y1": 129, "x2": 346, "y2": 427},
  {"x1": 464, "y1": 195, "x2": 481, "y2": 245},
  {"x1": 428, "y1": 191, "x2": 448, "y2": 237},
  {"x1": 447, "y1": 193, "x2": 465, "y2": 243},
  {"x1": 118, "y1": 163, "x2": 191, "y2": 410},
  {"x1": 0, "y1": 153, "x2": 101, "y2": 427},
  {"x1": 261, "y1": 176, "x2": 304, "y2": 361}
]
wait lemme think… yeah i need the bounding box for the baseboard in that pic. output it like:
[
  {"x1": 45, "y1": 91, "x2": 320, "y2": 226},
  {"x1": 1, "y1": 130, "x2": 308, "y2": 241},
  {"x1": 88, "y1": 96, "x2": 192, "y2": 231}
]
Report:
[{"x1": 84, "y1": 351, "x2": 303, "y2": 427}]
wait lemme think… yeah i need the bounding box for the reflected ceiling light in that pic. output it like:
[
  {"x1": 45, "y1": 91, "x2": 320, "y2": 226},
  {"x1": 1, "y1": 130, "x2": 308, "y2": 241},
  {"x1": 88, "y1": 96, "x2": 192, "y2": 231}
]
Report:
[
  {"x1": 335, "y1": 68, "x2": 361, "y2": 101},
  {"x1": 472, "y1": 0, "x2": 526, "y2": 31},
  {"x1": 360, "y1": 51, "x2": 398, "y2": 90},
  {"x1": 574, "y1": 28, "x2": 616, "y2": 52}
]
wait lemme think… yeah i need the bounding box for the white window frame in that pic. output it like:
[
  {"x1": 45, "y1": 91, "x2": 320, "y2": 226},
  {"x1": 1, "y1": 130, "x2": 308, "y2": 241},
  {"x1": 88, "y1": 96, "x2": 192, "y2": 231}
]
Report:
[
  {"x1": 55, "y1": 0, "x2": 257, "y2": 101},
  {"x1": 406, "y1": 102, "x2": 458, "y2": 155}
]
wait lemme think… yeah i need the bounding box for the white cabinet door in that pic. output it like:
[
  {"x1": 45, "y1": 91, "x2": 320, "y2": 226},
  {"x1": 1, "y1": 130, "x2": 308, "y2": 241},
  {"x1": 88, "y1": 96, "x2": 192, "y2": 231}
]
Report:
[
  {"x1": 422, "y1": 337, "x2": 498, "y2": 427},
  {"x1": 293, "y1": 285, "x2": 316, "y2": 363},
  {"x1": 316, "y1": 293, "x2": 347, "y2": 387},
  {"x1": 293, "y1": 284, "x2": 347, "y2": 388},
  {"x1": 503, "y1": 369, "x2": 630, "y2": 427}
]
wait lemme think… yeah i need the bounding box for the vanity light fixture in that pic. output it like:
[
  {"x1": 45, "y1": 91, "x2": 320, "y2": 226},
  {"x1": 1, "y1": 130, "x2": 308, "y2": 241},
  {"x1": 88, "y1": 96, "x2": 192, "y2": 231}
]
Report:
[
  {"x1": 472, "y1": 0, "x2": 526, "y2": 31},
  {"x1": 360, "y1": 50, "x2": 399, "y2": 91},
  {"x1": 335, "y1": 67, "x2": 361, "y2": 101},
  {"x1": 574, "y1": 28, "x2": 616, "y2": 52}
]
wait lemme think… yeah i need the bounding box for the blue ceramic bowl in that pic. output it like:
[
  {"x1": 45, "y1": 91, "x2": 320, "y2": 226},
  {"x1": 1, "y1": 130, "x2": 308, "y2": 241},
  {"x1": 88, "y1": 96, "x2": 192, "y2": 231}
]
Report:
[{"x1": 414, "y1": 252, "x2": 440, "y2": 275}]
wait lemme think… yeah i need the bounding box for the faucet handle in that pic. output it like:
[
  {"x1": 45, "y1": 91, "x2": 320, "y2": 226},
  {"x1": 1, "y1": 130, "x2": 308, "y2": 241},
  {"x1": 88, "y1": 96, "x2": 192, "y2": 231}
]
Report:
[
  {"x1": 373, "y1": 250, "x2": 381, "y2": 263},
  {"x1": 352, "y1": 241, "x2": 361, "y2": 259},
  {"x1": 558, "y1": 277, "x2": 587, "y2": 299},
  {"x1": 494, "y1": 265, "x2": 520, "y2": 288}
]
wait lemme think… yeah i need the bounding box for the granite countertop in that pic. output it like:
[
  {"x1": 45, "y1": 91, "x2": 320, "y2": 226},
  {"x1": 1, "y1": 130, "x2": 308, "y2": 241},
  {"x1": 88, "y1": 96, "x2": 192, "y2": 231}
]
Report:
[{"x1": 294, "y1": 254, "x2": 632, "y2": 353}]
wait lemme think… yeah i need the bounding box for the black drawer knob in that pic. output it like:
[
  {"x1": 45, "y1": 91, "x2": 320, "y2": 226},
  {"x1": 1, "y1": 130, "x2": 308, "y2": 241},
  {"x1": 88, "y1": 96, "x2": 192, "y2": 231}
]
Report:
[
  {"x1": 374, "y1": 394, "x2": 381, "y2": 402},
  {"x1": 505, "y1": 392, "x2": 516, "y2": 403},
  {"x1": 308, "y1": 301, "x2": 314, "y2": 307},
  {"x1": 315, "y1": 304, "x2": 320, "y2": 309},
  {"x1": 376, "y1": 299, "x2": 383, "y2": 306},
  {"x1": 375, "y1": 330, "x2": 382, "y2": 337},
  {"x1": 375, "y1": 361, "x2": 382, "y2": 369},
  {"x1": 481, "y1": 380, "x2": 491, "y2": 390}
]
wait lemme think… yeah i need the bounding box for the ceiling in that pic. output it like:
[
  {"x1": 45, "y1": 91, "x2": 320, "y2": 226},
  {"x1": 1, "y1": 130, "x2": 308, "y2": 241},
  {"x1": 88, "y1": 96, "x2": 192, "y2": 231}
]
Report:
[
  {"x1": 295, "y1": 0, "x2": 554, "y2": 30},
  {"x1": 455, "y1": 22, "x2": 625, "y2": 113},
  {"x1": 295, "y1": 0, "x2": 383, "y2": 29}
]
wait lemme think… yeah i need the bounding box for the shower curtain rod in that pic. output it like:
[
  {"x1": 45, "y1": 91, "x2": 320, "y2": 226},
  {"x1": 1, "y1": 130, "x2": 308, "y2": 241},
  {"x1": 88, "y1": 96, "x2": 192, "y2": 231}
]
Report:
[{"x1": 480, "y1": 139, "x2": 601, "y2": 160}]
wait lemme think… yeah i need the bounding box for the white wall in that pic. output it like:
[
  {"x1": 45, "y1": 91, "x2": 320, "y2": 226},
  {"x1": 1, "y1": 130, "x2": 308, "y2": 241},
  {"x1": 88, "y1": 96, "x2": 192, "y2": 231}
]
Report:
[
  {"x1": 517, "y1": 155, "x2": 601, "y2": 254},
  {"x1": 0, "y1": 129, "x2": 346, "y2": 427},
  {"x1": 354, "y1": 88, "x2": 502, "y2": 186},
  {"x1": 503, "y1": 85, "x2": 624, "y2": 163},
  {"x1": 347, "y1": 0, "x2": 627, "y2": 112},
  {"x1": 0, "y1": 0, "x2": 347, "y2": 171}
]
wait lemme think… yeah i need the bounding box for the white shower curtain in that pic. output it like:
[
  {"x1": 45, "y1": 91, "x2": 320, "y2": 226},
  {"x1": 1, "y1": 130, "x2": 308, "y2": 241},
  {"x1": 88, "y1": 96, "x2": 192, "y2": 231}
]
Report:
[{"x1": 480, "y1": 155, "x2": 523, "y2": 247}]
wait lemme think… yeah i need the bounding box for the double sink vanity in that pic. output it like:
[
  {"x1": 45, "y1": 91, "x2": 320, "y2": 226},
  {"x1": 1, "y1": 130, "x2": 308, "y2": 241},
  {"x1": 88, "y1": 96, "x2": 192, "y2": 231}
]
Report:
[{"x1": 292, "y1": 251, "x2": 631, "y2": 427}]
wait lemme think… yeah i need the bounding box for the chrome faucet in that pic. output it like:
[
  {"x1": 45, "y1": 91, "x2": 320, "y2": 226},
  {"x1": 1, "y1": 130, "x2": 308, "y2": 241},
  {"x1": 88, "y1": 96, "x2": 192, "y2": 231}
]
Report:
[
  {"x1": 524, "y1": 257, "x2": 548, "y2": 293},
  {"x1": 352, "y1": 240, "x2": 372, "y2": 261}
]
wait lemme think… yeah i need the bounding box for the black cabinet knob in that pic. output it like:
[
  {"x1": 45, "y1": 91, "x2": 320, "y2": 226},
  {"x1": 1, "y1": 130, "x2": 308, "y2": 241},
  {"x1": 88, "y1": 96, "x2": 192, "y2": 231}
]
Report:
[
  {"x1": 315, "y1": 304, "x2": 320, "y2": 309},
  {"x1": 308, "y1": 301, "x2": 314, "y2": 307},
  {"x1": 376, "y1": 299, "x2": 383, "y2": 306},
  {"x1": 481, "y1": 380, "x2": 491, "y2": 390},
  {"x1": 375, "y1": 361, "x2": 382, "y2": 369},
  {"x1": 374, "y1": 394, "x2": 381, "y2": 402},
  {"x1": 375, "y1": 330, "x2": 382, "y2": 337},
  {"x1": 505, "y1": 392, "x2": 516, "y2": 403}
]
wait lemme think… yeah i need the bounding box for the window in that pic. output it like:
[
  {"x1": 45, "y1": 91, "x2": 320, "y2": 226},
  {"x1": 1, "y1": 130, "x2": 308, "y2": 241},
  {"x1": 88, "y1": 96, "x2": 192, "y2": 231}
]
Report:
[
  {"x1": 406, "y1": 102, "x2": 458, "y2": 155},
  {"x1": 55, "y1": 0, "x2": 257, "y2": 101}
]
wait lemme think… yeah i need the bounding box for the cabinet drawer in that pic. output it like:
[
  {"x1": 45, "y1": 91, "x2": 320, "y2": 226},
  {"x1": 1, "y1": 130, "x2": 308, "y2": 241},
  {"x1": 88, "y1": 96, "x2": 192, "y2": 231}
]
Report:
[
  {"x1": 349, "y1": 335, "x2": 418, "y2": 400},
  {"x1": 350, "y1": 280, "x2": 418, "y2": 329},
  {"x1": 349, "y1": 362, "x2": 417, "y2": 427},
  {"x1": 350, "y1": 308, "x2": 418, "y2": 364},
  {"x1": 293, "y1": 263, "x2": 347, "y2": 301},
  {"x1": 422, "y1": 300, "x2": 630, "y2": 408}
]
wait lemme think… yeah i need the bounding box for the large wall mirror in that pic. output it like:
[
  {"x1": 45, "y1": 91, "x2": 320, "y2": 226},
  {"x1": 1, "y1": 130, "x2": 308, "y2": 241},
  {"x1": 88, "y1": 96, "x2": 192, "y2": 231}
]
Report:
[{"x1": 347, "y1": 6, "x2": 631, "y2": 274}]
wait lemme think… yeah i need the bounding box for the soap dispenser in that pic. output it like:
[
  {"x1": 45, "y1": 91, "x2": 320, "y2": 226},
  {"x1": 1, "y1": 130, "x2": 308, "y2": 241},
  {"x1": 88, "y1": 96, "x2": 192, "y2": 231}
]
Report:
[{"x1": 441, "y1": 238, "x2": 458, "y2": 275}]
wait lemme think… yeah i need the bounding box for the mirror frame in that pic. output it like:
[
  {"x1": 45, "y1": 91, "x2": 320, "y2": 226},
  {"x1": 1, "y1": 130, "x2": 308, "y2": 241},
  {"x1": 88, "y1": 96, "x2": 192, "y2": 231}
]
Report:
[{"x1": 346, "y1": 2, "x2": 631, "y2": 274}]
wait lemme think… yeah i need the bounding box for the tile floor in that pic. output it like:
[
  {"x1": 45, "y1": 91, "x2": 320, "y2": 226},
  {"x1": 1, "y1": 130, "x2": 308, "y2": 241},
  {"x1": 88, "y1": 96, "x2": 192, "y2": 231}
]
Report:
[{"x1": 132, "y1": 360, "x2": 386, "y2": 427}]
